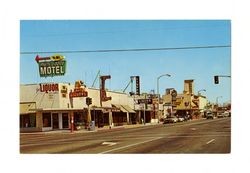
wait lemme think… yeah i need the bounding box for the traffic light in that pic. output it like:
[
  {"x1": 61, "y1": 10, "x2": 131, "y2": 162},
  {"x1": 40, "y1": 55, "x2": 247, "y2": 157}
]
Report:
[
  {"x1": 86, "y1": 97, "x2": 92, "y2": 106},
  {"x1": 214, "y1": 76, "x2": 219, "y2": 84},
  {"x1": 86, "y1": 97, "x2": 89, "y2": 105},
  {"x1": 135, "y1": 76, "x2": 140, "y2": 95}
]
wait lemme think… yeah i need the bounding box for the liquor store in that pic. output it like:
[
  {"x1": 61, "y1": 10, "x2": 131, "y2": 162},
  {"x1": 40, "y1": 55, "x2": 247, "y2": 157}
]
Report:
[{"x1": 20, "y1": 81, "x2": 136, "y2": 132}]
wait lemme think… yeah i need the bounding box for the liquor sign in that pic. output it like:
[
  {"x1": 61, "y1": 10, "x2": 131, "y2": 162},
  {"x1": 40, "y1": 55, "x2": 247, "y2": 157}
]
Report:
[
  {"x1": 35, "y1": 55, "x2": 66, "y2": 77},
  {"x1": 40, "y1": 83, "x2": 59, "y2": 93}
]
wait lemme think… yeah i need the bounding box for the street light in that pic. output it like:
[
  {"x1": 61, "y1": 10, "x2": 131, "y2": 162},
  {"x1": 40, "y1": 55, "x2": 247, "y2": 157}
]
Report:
[
  {"x1": 216, "y1": 96, "x2": 223, "y2": 105},
  {"x1": 198, "y1": 89, "x2": 206, "y2": 95},
  {"x1": 157, "y1": 74, "x2": 171, "y2": 121}
]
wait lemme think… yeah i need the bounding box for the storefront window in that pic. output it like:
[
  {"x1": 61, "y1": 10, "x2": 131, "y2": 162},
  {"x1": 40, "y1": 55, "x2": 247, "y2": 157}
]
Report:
[
  {"x1": 20, "y1": 114, "x2": 36, "y2": 128},
  {"x1": 62, "y1": 113, "x2": 69, "y2": 128},
  {"x1": 43, "y1": 113, "x2": 51, "y2": 127},
  {"x1": 74, "y1": 112, "x2": 86, "y2": 123}
]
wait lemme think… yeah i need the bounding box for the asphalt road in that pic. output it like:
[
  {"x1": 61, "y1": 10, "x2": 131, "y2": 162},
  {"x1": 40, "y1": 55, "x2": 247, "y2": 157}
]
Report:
[{"x1": 20, "y1": 117, "x2": 231, "y2": 154}]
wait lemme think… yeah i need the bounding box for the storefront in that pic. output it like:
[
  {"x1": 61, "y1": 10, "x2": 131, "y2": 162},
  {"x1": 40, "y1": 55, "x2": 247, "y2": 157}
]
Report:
[
  {"x1": 20, "y1": 102, "x2": 39, "y2": 132},
  {"x1": 20, "y1": 82, "x2": 137, "y2": 132},
  {"x1": 112, "y1": 104, "x2": 136, "y2": 125}
]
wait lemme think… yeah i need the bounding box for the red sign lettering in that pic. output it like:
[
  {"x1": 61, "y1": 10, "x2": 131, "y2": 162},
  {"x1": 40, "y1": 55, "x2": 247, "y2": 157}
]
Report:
[
  {"x1": 39, "y1": 83, "x2": 59, "y2": 93},
  {"x1": 69, "y1": 88, "x2": 88, "y2": 98}
]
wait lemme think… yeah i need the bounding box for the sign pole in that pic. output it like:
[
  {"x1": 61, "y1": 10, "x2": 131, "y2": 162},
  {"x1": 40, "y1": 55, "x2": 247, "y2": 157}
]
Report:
[
  {"x1": 70, "y1": 113, "x2": 74, "y2": 133},
  {"x1": 144, "y1": 94, "x2": 146, "y2": 125}
]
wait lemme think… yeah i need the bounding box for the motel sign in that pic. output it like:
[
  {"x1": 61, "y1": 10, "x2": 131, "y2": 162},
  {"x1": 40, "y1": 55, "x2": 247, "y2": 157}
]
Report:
[{"x1": 36, "y1": 55, "x2": 66, "y2": 77}]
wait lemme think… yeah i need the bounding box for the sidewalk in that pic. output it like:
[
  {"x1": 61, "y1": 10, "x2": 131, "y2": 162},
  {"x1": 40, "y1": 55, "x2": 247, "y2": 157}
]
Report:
[{"x1": 20, "y1": 122, "x2": 162, "y2": 135}]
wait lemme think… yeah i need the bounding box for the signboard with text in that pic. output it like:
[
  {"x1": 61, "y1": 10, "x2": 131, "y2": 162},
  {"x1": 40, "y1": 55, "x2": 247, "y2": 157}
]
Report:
[
  {"x1": 36, "y1": 55, "x2": 66, "y2": 77},
  {"x1": 69, "y1": 80, "x2": 88, "y2": 98}
]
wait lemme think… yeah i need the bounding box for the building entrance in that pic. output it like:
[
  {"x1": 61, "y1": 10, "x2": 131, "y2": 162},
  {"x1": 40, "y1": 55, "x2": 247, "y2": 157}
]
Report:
[
  {"x1": 62, "y1": 113, "x2": 69, "y2": 128},
  {"x1": 52, "y1": 113, "x2": 59, "y2": 129}
]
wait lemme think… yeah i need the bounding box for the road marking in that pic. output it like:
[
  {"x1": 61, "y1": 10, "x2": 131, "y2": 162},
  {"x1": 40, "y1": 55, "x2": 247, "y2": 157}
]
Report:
[
  {"x1": 102, "y1": 142, "x2": 117, "y2": 146},
  {"x1": 206, "y1": 139, "x2": 215, "y2": 144},
  {"x1": 20, "y1": 141, "x2": 74, "y2": 147},
  {"x1": 99, "y1": 137, "x2": 162, "y2": 154}
]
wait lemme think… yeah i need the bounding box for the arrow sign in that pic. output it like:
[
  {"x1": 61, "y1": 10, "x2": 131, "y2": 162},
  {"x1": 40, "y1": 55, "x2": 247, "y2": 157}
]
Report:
[
  {"x1": 35, "y1": 55, "x2": 50, "y2": 63},
  {"x1": 102, "y1": 142, "x2": 117, "y2": 146}
]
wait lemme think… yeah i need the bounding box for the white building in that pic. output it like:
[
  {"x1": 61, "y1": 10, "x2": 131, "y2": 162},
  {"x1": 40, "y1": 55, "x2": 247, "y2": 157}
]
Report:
[{"x1": 20, "y1": 81, "x2": 136, "y2": 132}]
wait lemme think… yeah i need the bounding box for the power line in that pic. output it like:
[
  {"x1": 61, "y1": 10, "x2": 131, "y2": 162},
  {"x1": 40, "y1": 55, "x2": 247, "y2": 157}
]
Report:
[{"x1": 20, "y1": 45, "x2": 231, "y2": 55}]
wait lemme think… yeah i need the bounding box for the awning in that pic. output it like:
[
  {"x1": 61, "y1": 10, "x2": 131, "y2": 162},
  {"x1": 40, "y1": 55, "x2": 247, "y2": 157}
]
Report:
[
  {"x1": 112, "y1": 104, "x2": 127, "y2": 113},
  {"x1": 20, "y1": 102, "x2": 36, "y2": 114},
  {"x1": 122, "y1": 105, "x2": 136, "y2": 113},
  {"x1": 112, "y1": 104, "x2": 135, "y2": 113}
]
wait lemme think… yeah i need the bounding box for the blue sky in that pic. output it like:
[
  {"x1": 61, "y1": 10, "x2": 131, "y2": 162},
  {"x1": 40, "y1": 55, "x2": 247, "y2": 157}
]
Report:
[{"x1": 20, "y1": 20, "x2": 231, "y2": 104}]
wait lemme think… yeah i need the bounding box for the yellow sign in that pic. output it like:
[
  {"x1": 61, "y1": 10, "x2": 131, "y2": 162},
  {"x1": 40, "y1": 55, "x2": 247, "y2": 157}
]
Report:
[{"x1": 50, "y1": 54, "x2": 65, "y2": 61}]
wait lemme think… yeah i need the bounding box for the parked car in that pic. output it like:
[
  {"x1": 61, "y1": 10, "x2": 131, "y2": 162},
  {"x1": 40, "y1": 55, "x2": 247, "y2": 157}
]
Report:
[
  {"x1": 223, "y1": 111, "x2": 230, "y2": 117},
  {"x1": 74, "y1": 122, "x2": 86, "y2": 130},
  {"x1": 206, "y1": 112, "x2": 214, "y2": 119},
  {"x1": 177, "y1": 117, "x2": 185, "y2": 122},
  {"x1": 163, "y1": 116, "x2": 178, "y2": 124},
  {"x1": 217, "y1": 113, "x2": 224, "y2": 118}
]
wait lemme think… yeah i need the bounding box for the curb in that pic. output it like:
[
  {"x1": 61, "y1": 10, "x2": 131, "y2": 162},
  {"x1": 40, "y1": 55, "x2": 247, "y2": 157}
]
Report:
[{"x1": 97, "y1": 126, "x2": 125, "y2": 132}]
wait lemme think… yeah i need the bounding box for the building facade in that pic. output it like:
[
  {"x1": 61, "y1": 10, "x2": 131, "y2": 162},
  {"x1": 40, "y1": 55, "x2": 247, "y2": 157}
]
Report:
[
  {"x1": 162, "y1": 80, "x2": 207, "y2": 119},
  {"x1": 20, "y1": 81, "x2": 136, "y2": 132}
]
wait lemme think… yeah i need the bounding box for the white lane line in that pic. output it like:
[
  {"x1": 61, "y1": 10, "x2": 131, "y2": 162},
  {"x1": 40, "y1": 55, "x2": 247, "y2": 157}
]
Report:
[
  {"x1": 102, "y1": 142, "x2": 117, "y2": 146},
  {"x1": 99, "y1": 137, "x2": 162, "y2": 154},
  {"x1": 206, "y1": 139, "x2": 215, "y2": 144}
]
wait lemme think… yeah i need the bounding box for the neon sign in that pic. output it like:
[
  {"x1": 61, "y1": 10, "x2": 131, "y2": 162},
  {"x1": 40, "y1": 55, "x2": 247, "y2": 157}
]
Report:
[
  {"x1": 35, "y1": 55, "x2": 66, "y2": 77},
  {"x1": 69, "y1": 80, "x2": 88, "y2": 98}
]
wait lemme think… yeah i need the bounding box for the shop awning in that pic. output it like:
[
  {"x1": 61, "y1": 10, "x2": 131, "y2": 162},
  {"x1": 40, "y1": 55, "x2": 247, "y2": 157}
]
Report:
[
  {"x1": 122, "y1": 105, "x2": 136, "y2": 113},
  {"x1": 112, "y1": 104, "x2": 127, "y2": 112},
  {"x1": 20, "y1": 102, "x2": 36, "y2": 114},
  {"x1": 112, "y1": 104, "x2": 135, "y2": 113}
]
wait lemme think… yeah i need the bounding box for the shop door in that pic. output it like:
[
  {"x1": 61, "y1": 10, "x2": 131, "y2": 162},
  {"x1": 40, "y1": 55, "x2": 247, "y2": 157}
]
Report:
[
  {"x1": 52, "y1": 113, "x2": 59, "y2": 129},
  {"x1": 62, "y1": 113, "x2": 69, "y2": 128}
]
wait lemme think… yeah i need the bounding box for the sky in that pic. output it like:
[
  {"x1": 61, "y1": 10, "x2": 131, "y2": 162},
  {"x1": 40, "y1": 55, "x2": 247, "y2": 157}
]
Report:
[{"x1": 20, "y1": 20, "x2": 231, "y2": 104}]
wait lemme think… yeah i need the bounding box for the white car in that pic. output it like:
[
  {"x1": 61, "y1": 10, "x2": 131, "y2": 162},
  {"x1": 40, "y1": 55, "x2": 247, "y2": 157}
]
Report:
[
  {"x1": 223, "y1": 111, "x2": 230, "y2": 117},
  {"x1": 217, "y1": 113, "x2": 224, "y2": 118},
  {"x1": 163, "y1": 116, "x2": 178, "y2": 124},
  {"x1": 177, "y1": 117, "x2": 185, "y2": 122}
]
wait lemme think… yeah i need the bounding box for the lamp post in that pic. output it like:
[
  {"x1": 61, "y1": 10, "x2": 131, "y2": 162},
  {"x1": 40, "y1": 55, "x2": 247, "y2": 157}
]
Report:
[
  {"x1": 198, "y1": 89, "x2": 206, "y2": 95},
  {"x1": 216, "y1": 96, "x2": 223, "y2": 105},
  {"x1": 157, "y1": 74, "x2": 171, "y2": 121},
  {"x1": 216, "y1": 96, "x2": 222, "y2": 116}
]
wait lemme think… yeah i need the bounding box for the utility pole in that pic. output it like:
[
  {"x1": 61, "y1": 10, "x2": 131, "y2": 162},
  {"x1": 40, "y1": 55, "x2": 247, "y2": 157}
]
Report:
[
  {"x1": 86, "y1": 97, "x2": 92, "y2": 130},
  {"x1": 144, "y1": 93, "x2": 146, "y2": 125}
]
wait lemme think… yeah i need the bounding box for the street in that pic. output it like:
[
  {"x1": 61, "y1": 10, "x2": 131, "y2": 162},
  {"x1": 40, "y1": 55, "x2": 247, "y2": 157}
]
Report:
[{"x1": 20, "y1": 117, "x2": 230, "y2": 154}]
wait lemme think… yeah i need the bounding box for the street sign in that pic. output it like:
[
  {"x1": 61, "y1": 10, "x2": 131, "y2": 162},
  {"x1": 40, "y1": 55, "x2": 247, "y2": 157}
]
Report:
[{"x1": 138, "y1": 98, "x2": 152, "y2": 104}]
